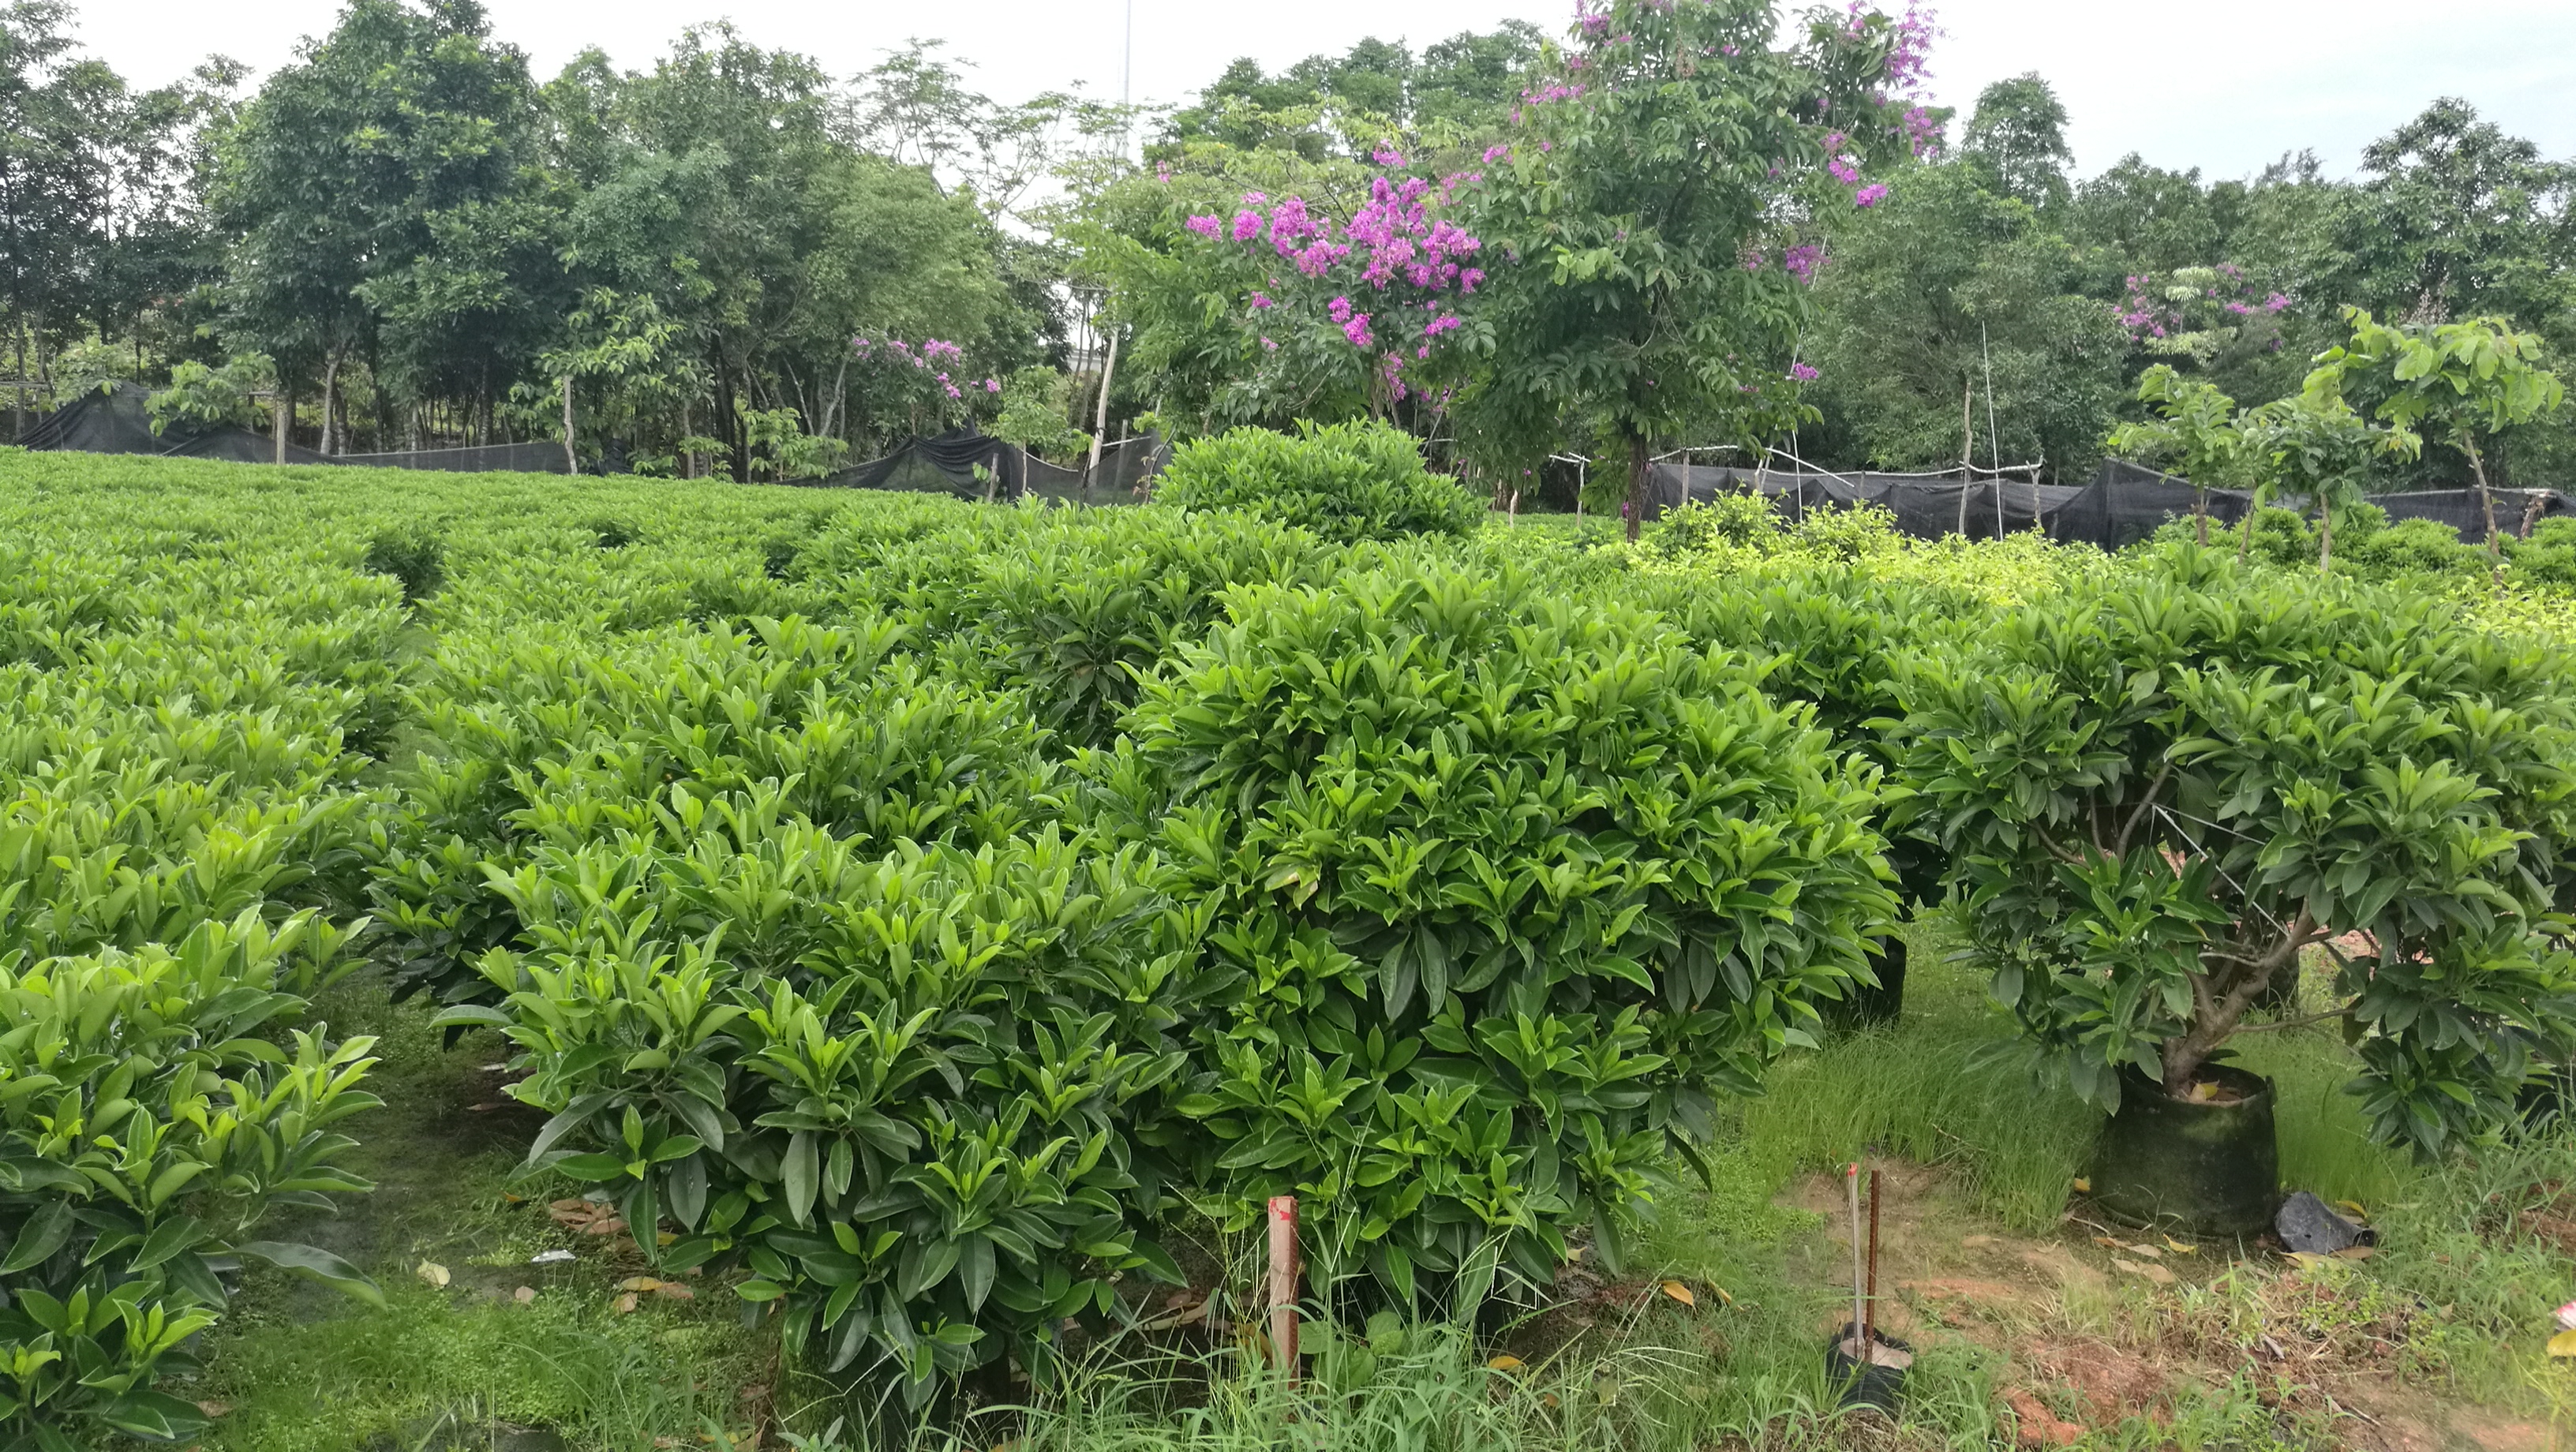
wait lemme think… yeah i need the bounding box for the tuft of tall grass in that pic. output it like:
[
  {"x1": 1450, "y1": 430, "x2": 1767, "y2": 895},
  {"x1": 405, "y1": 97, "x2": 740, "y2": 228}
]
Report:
[{"x1": 1726, "y1": 919, "x2": 2099, "y2": 1233}]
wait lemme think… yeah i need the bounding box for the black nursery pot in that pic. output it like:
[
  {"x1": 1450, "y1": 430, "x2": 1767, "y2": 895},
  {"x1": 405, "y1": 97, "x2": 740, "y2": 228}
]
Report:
[
  {"x1": 2091, "y1": 1064, "x2": 2278, "y2": 1237},
  {"x1": 1825, "y1": 936, "x2": 1908, "y2": 1029},
  {"x1": 1822, "y1": 1322, "x2": 1911, "y2": 1412}
]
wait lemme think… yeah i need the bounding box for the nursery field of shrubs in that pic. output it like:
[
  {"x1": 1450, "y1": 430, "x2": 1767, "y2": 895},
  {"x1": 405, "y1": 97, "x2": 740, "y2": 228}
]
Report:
[{"x1": 6, "y1": 440, "x2": 2576, "y2": 1446}]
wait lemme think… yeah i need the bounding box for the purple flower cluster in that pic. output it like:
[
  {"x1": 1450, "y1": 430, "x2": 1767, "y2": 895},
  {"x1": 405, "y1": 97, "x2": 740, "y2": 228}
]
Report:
[
  {"x1": 851, "y1": 335, "x2": 965, "y2": 369},
  {"x1": 2114, "y1": 268, "x2": 2290, "y2": 346},
  {"x1": 1789, "y1": 361, "x2": 1821, "y2": 382},
  {"x1": 1181, "y1": 154, "x2": 1493, "y2": 403}
]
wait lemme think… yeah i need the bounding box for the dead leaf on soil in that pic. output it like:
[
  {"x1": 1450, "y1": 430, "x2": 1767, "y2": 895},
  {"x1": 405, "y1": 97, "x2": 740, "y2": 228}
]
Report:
[
  {"x1": 196, "y1": 1401, "x2": 230, "y2": 1418},
  {"x1": 2549, "y1": 1329, "x2": 2576, "y2": 1358},
  {"x1": 2333, "y1": 1245, "x2": 2377, "y2": 1260},
  {"x1": 1960, "y1": 1234, "x2": 1998, "y2": 1248},
  {"x1": 614, "y1": 1292, "x2": 640, "y2": 1313},
  {"x1": 654, "y1": 1282, "x2": 695, "y2": 1300},
  {"x1": 1660, "y1": 1280, "x2": 1696, "y2": 1308},
  {"x1": 513, "y1": 1285, "x2": 537, "y2": 1304},
  {"x1": 2162, "y1": 1237, "x2": 2198, "y2": 1255},
  {"x1": 2072, "y1": 1177, "x2": 2091, "y2": 1193},
  {"x1": 617, "y1": 1276, "x2": 663, "y2": 1293},
  {"x1": 1488, "y1": 1355, "x2": 1525, "y2": 1372},
  {"x1": 2110, "y1": 1257, "x2": 2175, "y2": 1285},
  {"x1": 415, "y1": 1260, "x2": 451, "y2": 1289}
]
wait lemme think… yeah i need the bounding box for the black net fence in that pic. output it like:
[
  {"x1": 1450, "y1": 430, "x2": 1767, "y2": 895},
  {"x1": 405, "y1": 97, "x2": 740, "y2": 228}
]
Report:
[
  {"x1": 793, "y1": 429, "x2": 1159, "y2": 505},
  {"x1": 13, "y1": 382, "x2": 329, "y2": 464},
  {"x1": 335, "y1": 441, "x2": 575, "y2": 473},
  {"x1": 1649, "y1": 455, "x2": 2573, "y2": 550}
]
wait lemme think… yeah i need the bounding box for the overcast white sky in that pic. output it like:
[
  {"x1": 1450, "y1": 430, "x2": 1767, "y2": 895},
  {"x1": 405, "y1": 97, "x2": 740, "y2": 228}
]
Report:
[{"x1": 73, "y1": 0, "x2": 2576, "y2": 180}]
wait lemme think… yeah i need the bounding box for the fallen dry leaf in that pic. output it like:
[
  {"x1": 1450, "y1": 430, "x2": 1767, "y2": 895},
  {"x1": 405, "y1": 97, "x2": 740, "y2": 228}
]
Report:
[
  {"x1": 616, "y1": 1276, "x2": 663, "y2": 1293},
  {"x1": 415, "y1": 1261, "x2": 451, "y2": 1289},
  {"x1": 2334, "y1": 1199, "x2": 2369, "y2": 1222},
  {"x1": 2332, "y1": 1245, "x2": 2377, "y2": 1260},
  {"x1": 653, "y1": 1282, "x2": 695, "y2": 1301},
  {"x1": 2162, "y1": 1237, "x2": 2199, "y2": 1255},
  {"x1": 2071, "y1": 1177, "x2": 2091, "y2": 1194},
  {"x1": 466, "y1": 1101, "x2": 510, "y2": 1112},
  {"x1": 1960, "y1": 1234, "x2": 1998, "y2": 1249},
  {"x1": 195, "y1": 1401, "x2": 230, "y2": 1418},
  {"x1": 2285, "y1": 1251, "x2": 2331, "y2": 1270},
  {"x1": 2551, "y1": 1329, "x2": 2576, "y2": 1359},
  {"x1": 1487, "y1": 1355, "x2": 1525, "y2": 1372},
  {"x1": 513, "y1": 1285, "x2": 537, "y2": 1304},
  {"x1": 614, "y1": 1292, "x2": 640, "y2": 1313},
  {"x1": 2110, "y1": 1257, "x2": 2175, "y2": 1285},
  {"x1": 1660, "y1": 1280, "x2": 1696, "y2": 1308},
  {"x1": 2090, "y1": 1236, "x2": 2123, "y2": 1250},
  {"x1": 2122, "y1": 1242, "x2": 2162, "y2": 1259}
]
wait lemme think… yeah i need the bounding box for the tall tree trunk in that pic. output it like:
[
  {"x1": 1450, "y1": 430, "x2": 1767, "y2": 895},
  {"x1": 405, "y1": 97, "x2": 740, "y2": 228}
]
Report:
[
  {"x1": 561, "y1": 375, "x2": 578, "y2": 474},
  {"x1": 1623, "y1": 432, "x2": 1649, "y2": 543},
  {"x1": 722, "y1": 357, "x2": 748, "y2": 483},
  {"x1": 1086, "y1": 328, "x2": 1120, "y2": 481},
  {"x1": 2465, "y1": 434, "x2": 2503, "y2": 569},
  {"x1": 273, "y1": 392, "x2": 288, "y2": 465},
  {"x1": 1956, "y1": 374, "x2": 1974, "y2": 537},
  {"x1": 680, "y1": 395, "x2": 694, "y2": 480},
  {"x1": 320, "y1": 347, "x2": 343, "y2": 457},
  {"x1": 10, "y1": 316, "x2": 24, "y2": 440}
]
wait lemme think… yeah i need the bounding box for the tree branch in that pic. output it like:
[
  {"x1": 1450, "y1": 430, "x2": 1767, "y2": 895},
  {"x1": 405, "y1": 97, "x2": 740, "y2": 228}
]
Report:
[{"x1": 2114, "y1": 760, "x2": 2174, "y2": 859}]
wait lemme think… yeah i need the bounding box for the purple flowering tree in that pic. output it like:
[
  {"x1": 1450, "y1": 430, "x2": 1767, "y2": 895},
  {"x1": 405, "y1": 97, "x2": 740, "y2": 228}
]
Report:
[
  {"x1": 2116, "y1": 265, "x2": 2293, "y2": 371},
  {"x1": 1151, "y1": 148, "x2": 1495, "y2": 428},
  {"x1": 1456, "y1": 0, "x2": 1936, "y2": 537},
  {"x1": 844, "y1": 334, "x2": 1003, "y2": 441}
]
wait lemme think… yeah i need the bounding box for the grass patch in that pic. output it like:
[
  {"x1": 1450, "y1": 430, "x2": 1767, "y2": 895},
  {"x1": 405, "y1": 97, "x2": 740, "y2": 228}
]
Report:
[
  {"x1": 189, "y1": 983, "x2": 773, "y2": 1450},
  {"x1": 1728, "y1": 916, "x2": 2099, "y2": 1233}
]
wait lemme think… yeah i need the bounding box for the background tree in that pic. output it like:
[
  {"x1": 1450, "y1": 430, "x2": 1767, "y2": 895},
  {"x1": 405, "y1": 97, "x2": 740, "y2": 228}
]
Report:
[
  {"x1": 1804, "y1": 160, "x2": 2124, "y2": 485},
  {"x1": 1960, "y1": 73, "x2": 2072, "y2": 211},
  {"x1": 2305, "y1": 309, "x2": 2567, "y2": 561},
  {"x1": 1462, "y1": 0, "x2": 1938, "y2": 538},
  {"x1": 214, "y1": 0, "x2": 559, "y2": 454}
]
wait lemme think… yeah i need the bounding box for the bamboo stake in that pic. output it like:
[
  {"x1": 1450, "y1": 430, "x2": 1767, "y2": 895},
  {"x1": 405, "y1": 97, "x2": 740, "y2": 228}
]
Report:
[
  {"x1": 1864, "y1": 1168, "x2": 1882, "y2": 1349},
  {"x1": 1845, "y1": 1163, "x2": 1866, "y2": 1353},
  {"x1": 1267, "y1": 1196, "x2": 1299, "y2": 1380}
]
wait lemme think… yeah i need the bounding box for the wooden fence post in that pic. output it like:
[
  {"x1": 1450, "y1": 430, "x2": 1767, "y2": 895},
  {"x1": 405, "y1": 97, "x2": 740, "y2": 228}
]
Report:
[{"x1": 1267, "y1": 1196, "x2": 1299, "y2": 1380}]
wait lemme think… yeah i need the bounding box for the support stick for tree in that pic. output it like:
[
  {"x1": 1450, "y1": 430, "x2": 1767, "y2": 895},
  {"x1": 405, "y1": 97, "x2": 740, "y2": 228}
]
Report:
[
  {"x1": 561, "y1": 375, "x2": 578, "y2": 475},
  {"x1": 1267, "y1": 1196, "x2": 1299, "y2": 1381},
  {"x1": 1845, "y1": 1163, "x2": 1866, "y2": 1353},
  {"x1": 1863, "y1": 1168, "x2": 1882, "y2": 1349}
]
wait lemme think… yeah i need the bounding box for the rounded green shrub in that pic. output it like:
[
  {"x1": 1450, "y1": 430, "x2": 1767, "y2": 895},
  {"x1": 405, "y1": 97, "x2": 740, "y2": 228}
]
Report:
[
  {"x1": 1154, "y1": 420, "x2": 1482, "y2": 543},
  {"x1": 1889, "y1": 550, "x2": 2576, "y2": 1153},
  {"x1": 1099, "y1": 563, "x2": 1896, "y2": 1302}
]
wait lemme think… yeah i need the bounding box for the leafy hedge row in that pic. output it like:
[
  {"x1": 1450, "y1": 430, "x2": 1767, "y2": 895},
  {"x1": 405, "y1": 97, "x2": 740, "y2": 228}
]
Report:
[{"x1": 0, "y1": 526, "x2": 402, "y2": 1446}]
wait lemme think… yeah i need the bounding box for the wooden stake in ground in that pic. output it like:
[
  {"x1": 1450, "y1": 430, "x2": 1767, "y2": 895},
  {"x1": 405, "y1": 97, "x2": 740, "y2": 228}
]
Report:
[
  {"x1": 1845, "y1": 1163, "x2": 1866, "y2": 1349},
  {"x1": 1267, "y1": 1196, "x2": 1299, "y2": 1380},
  {"x1": 1864, "y1": 1168, "x2": 1881, "y2": 1349}
]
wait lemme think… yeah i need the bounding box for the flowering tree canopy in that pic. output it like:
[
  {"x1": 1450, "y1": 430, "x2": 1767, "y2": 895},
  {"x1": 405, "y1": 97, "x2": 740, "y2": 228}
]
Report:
[{"x1": 1455, "y1": 0, "x2": 1938, "y2": 536}]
